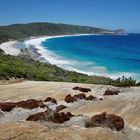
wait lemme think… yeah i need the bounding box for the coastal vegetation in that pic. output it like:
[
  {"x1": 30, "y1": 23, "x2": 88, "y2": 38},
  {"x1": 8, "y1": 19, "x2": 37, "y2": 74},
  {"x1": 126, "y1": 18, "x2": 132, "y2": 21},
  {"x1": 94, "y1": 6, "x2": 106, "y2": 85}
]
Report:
[
  {"x1": 0, "y1": 49, "x2": 111, "y2": 84},
  {"x1": 111, "y1": 76, "x2": 136, "y2": 87},
  {"x1": 0, "y1": 49, "x2": 138, "y2": 87},
  {"x1": 0, "y1": 22, "x2": 137, "y2": 87}
]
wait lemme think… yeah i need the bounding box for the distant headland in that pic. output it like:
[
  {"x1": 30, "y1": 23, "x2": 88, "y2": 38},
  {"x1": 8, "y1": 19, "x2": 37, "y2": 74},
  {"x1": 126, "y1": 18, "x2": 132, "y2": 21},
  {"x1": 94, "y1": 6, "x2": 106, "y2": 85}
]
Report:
[{"x1": 0, "y1": 22, "x2": 126, "y2": 44}]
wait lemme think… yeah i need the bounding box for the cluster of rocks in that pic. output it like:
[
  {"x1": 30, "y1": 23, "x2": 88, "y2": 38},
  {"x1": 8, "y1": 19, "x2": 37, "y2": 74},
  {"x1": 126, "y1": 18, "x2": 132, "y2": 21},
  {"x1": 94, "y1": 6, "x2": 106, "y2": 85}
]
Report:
[
  {"x1": 64, "y1": 93, "x2": 102, "y2": 103},
  {"x1": 26, "y1": 109, "x2": 74, "y2": 123},
  {"x1": 0, "y1": 86, "x2": 124, "y2": 131},
  {"x1": 0, "y1": 97, "x2": 74, "y2": 124}
]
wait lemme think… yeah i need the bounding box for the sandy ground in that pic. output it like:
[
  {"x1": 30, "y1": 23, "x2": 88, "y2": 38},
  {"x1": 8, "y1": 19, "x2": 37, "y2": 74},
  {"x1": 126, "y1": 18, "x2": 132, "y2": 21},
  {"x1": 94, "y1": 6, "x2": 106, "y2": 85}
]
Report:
[
  {"x1": 0, "y1": 81, "x2": 140, "y2": 140},
  {"x1": 0, "y1": 41, "x2": 21, "y2": 55}
]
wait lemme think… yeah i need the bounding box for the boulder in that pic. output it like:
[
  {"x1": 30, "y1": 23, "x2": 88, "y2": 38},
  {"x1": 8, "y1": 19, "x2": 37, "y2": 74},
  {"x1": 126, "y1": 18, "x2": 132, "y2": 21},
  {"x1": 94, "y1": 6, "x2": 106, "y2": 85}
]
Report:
[
  {"x1": 16, "y1": 99, "x2": 47, "y2": 109},
  {"x1": 74, "y1": 93, "x2": 86, "y2": 99},
  {"x1": 73, "y1": 86, "x2": 80, "y2": 90},
  {"x1": 91, "y1": 112, "x2": 106, "y2": 126},
  {"x1": 106, "y1": 114, "x2": 124, "y2": 131},
  {"x1": 64, "y1": 94, "x2": 77, "y2": 103},
  {"x1": 26, "y1": 109, "x2": 54, "y2": 122},
  {"x1": 44, "y1": 97, "x2": 52, "y2": 102},
  {"x1": 85, "y1": 95, "x2": 96, "y2": 100},
  {"x1": 55, "y1": 105, "x2": 67, "y2": 112},
  {"x1": 103, "y1": 89, "x2": 120, "y2": 96},
  {"x1": 73, "y1": 86, "x2": 91, "y2": 92},
  {"x1": 26, "y1": 109, "x2": 73, "y2": 123},
  {"x1": 26, "y1": 111, "x2": 47, "y2": 121},
  {"x1": 65, "y1": 94, "x2": 98, "y2": 103},
  {"x1": 0, "y1": 102, "x2": 16, "y2": 112},
  {"x1": 91, "y1": 112, "x2": 124, "y2": 131},
  {"x1": 53, "y1": 112, "x2": 70, "y2": 123},
  {"x1": 0, "y1": 99, "x2": 47, "y2": 112},
  {"x1": 45, "y1": 97, "x2": 57, "y2": 104}
]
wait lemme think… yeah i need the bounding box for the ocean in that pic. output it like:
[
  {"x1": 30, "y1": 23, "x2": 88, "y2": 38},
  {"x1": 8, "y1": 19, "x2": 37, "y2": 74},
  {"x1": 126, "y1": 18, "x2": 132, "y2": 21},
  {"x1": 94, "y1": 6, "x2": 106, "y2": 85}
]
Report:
[{"x1": 41, "y1": 34, "x2": 140, "y2": 80}]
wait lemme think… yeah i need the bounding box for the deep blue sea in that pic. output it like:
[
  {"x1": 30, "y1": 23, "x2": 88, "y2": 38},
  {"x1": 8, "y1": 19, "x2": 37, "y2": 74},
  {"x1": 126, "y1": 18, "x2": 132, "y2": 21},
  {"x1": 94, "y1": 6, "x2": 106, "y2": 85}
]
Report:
[{"x1": 41, "y1": 34, "x2": 140, "y2": 80}]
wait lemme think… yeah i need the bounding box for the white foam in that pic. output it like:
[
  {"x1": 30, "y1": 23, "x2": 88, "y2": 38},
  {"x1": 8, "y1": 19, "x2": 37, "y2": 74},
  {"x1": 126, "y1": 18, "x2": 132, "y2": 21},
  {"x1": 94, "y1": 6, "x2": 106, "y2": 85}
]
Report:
[
  {"x1": 24, "y1": 36, "x2": 77, "y2": 65},
  {"x1": 64, "y1": 65, "x2": 138, "y2": 80}
]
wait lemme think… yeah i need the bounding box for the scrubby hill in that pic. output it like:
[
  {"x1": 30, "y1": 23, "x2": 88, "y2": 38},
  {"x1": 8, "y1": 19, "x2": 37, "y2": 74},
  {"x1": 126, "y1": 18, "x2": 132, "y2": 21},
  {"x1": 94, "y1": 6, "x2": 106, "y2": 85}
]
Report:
[
  {"x1": 0, "y1": 49, "x2": 111, "y2": 84},
  {"x1": 0, "y1": 49, "x2": 137, "y2": 87},
  {"x1": 0, "y1": 22, "x2": 112, "y2": 44}
]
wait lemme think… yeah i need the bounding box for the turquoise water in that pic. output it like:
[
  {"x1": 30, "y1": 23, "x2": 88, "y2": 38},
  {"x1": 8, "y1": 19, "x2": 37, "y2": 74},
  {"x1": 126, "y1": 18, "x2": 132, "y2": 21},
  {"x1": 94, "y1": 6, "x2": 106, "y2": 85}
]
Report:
[{"x1": 41, "y1": 34, "x2": 140, "y2": 80}]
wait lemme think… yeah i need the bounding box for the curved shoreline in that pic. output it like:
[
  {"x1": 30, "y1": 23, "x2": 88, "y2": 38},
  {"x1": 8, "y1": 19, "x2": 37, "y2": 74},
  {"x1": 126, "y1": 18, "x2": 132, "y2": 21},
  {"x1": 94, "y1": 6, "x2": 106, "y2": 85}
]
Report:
[
  {"x1": 23, "y1": 35, "x2": 139, "y2": 80},
  {"x1": 0, "y1": 41, "x2": 21, "y2": 56},
  {"x1": 0, "y1": 34, "x2": 139, "y2": 80}
]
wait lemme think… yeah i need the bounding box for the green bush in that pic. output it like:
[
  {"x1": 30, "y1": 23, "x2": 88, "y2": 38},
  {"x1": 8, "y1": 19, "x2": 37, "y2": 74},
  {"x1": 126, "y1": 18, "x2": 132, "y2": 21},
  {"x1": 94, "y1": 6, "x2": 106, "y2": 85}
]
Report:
[
  {"x1": 0, "y1": 53, "x2": 113, "y2": 85},
  {"x1": 112, "y1": 76, "x2": 136, "y2": 87},
  {"x1": 0, "y1": 53, "x2": 137, "y2": 87},
  {"x1": 136, "y1": 82, "x2": 140, "y2": 86}
]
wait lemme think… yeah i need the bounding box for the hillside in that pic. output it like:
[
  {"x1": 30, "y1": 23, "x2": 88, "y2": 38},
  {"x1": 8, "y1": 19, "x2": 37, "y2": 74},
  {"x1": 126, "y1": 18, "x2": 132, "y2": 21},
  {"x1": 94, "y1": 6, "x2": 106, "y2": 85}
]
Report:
[
  {"x1": 0, "y1": 22, "x2": 112, "y2": 44},
  {"x1": 0, "y1": 49, "x2": 112, "y2": 85}
]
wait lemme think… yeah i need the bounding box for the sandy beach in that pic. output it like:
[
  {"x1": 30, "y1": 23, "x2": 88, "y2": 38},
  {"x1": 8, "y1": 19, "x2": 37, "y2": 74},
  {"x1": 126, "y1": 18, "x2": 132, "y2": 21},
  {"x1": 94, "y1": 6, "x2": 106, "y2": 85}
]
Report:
[
  {"x1": 23, "y1": 34, "x2": 96, "y2": 65},
  {"x1": 0, "y1": 34, "x2": 93, "y2": 58},
  {"x1": 0, "y1": 80, "x2": 140, "y2": 140},
  {"x1": 0, "y1": 41, "x2": 21, "y2": 56}
]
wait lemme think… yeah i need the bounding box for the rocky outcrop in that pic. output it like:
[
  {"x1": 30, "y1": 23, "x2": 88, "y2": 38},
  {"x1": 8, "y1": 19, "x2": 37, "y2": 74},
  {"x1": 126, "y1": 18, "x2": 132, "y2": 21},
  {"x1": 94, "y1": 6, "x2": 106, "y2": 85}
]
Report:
[
  {"x1": 73, "y1": 86, "x2": 91, "y2": 92},
  {"x1": 45, "y1": 97, "x2": 57, "y2": 104},
  {"x1": 26, "y1": 109, "x2": 74, "y2": 123},
  {"x1": 103, "y1": 89, "x2": 120, "y2": 96},
  {"x1": 0, "y1": 99, "x2": 47, "y2": 112},
  {"x1": 55, "y1": 105, "x2": 67, "y2": 112},
  {"x1": 0, "y1": 81, "x2": 139, "y2": 140},
  {"x1": 0, "y1": 102, "x2": 16, "y2": 112},
  {"x1": 106, "y1": 114, "x2": 124, "y2": 131},
  {"x1": 91, "y1": 112, "x2": 124, "y2": 131},
  {"x1": 53, "y1": 112, "x2": 70, "y2": 123},
  {"x1": 65, "y1": 94, "x2": 99, "y2": 103},
  {"x1": 26, "y1": 110, "x2": 49, "y2": 121},
  {"x1": 74, "y1": 93, "x2": 86, "y2": 99},
  {"x1": 85, "y1": 95, "x2": 96, "y2": 100},
  {"x1": 65, "y1": 94, "x2": 77, "y2": 103},
  {"x1": 16, "y1": 99, "x2": 47, "y2": 109}
]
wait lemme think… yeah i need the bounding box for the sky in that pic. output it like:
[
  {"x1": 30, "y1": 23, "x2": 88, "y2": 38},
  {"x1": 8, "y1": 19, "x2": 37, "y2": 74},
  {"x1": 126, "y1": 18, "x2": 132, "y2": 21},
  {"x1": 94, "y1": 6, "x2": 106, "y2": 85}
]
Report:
[{"x1": 0, "y1": 0, "x2": 140, "y2": 33}]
